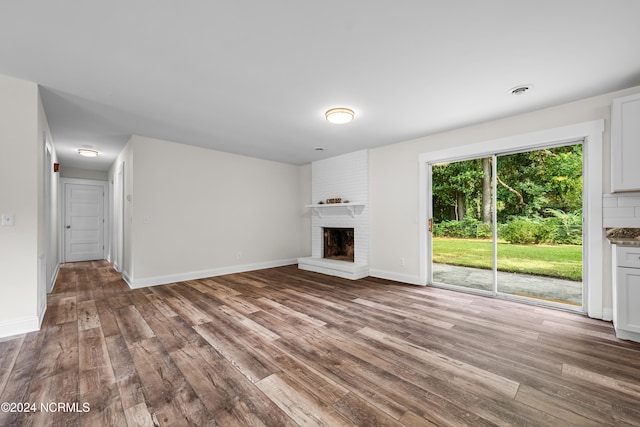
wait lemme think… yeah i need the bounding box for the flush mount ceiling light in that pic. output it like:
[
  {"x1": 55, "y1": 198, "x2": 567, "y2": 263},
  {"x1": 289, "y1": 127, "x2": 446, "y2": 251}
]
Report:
[
  {"x1": 77, "y1": 148, "x2": 99, "y2": 157},
  {"x1": 509, "y1": 84, "x2": 533, "y2": 96},
  {"x1": 325, "y1": 107, "x2": 355, "y2": 124}
]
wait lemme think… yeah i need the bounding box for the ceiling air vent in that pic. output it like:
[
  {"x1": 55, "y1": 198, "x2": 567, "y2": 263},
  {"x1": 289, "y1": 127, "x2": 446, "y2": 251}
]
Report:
[{"x1": 510, "y1": 85, "x2": 533, "y2": 95}]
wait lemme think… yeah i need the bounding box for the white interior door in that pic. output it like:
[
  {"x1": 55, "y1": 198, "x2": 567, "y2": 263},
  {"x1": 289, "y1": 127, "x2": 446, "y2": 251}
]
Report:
[{"x1": 64, "y1": 183, "x2": 104, "y2": 262}]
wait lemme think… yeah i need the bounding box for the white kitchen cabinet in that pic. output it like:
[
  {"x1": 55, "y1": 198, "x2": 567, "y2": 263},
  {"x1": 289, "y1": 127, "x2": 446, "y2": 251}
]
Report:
[
  {"x1": 612, "y1": 245, "x2": 640, "y2": 342},
  {"x1": 611, "y1": 93, "x2": 640, "y2": 192}
]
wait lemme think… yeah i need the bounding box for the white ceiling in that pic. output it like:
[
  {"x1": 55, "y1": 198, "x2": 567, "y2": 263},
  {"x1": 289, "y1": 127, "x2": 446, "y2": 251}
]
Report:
[{"x1": 1, "y1": 1, "x2": 640, "y2": 170}]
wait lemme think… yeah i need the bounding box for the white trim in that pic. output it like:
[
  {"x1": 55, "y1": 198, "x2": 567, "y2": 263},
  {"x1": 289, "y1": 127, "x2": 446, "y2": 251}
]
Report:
[
  {"x1": 419, "y1": 120, "x2": 605, "y2": 318},
  {"x1": 48, "y1": 263, "x2": 60, "y2": 293},
  {"x1": 369, "y1": 269, "x2": 423, "y2": 286},
  {"x1": 38, "y1": 306, "x2": 47, "y2": 328},
  {"x1": 615, "y1": 328, "x2": 640, "y2": 342},
  {"x1": 298, "y1": 257, "x2": 369, "y2": 280},
  {"x1": 0, "y1": 316, "x2": 39, "y2": 339},
  {"x1": 124, "y1": 258, "x2": 298, "y2": 289},
  {"x1": 122, "y1": 270, "x2": 133, "y2": 288},
  {"x1": 113, "y1": 162, "x2": 125, "y2": 273},
  {"x1": 60, "y1": 177, "x2": 109, "y2": 263}
]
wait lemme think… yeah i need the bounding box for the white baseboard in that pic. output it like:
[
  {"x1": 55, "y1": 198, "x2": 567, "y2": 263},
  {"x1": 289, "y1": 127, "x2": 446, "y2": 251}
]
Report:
[
  {"x1": 38, "y1": 306, "x2": 47, "y2": 328},
  {"x1": 125, "y1": 259, "x2": 298, "y2": 289},
  {"x1": 122, "y1": 270, "x2": 133, "y2": 288},
  {"x1": 369, "y1": 269, "x2": 425, "y2": 286},
  {"x1": 602, "y1": 307, "x2": 613, "y2": 322},
  {"x1": 0, "y1": 316, "x2": 40, "y2": 339},
  {"x1": 614, "y1": 327, "x2": 640, "y2": 343},
  {"x1": 48, "y1": 263, "x2": 60, "y2": 293}
]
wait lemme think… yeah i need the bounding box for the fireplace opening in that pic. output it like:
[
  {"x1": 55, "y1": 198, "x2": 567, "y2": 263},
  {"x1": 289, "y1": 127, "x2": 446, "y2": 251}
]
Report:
[{"x1": 323, "y1": 227, "x2": 354, "y2": 262}]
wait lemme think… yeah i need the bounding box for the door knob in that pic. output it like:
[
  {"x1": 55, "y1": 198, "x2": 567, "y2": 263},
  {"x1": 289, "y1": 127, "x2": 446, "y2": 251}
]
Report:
[{"x1": 66, "y1": 225, "x2": 71, "y2": 229}]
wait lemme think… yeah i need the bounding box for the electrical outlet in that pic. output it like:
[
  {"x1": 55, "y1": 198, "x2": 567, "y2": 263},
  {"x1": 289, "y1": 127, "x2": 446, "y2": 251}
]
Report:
[
  {"x1": 237, "y1": 251, "x2": 242, "y2": 260},
  {"x1": 399, "y1": 257, "x2": 405, "y2": 266}
]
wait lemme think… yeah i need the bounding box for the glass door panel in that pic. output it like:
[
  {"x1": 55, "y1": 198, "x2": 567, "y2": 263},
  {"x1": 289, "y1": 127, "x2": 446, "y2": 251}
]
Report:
[
  {"x1": 495, "y1": 144, "x2": 583, "y2": 306},
  {"x1": 431, "y1": 157, "x2": 494, "y2": 293}
]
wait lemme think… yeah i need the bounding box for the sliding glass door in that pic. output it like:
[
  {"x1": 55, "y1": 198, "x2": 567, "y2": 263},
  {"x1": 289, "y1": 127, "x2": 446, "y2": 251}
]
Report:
[{"x1": 430, "y1": 143, "x2": 583, "y2": 309}]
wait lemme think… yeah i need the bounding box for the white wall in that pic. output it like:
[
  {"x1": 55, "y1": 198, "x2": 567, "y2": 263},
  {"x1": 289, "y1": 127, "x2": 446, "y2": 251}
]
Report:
[
  {"x1": 116, "y1": 135, "x2": 306, "y2": 287},
  {"x1": 37, "y1": 88, "x2": 59, "y2": 310},
  {"x1": 0, "y1": 75, "x2": 41, "y2": 336},
  {"x1": 298, "y1": 164, "x2": 312, "y2": 256},
  {"x1": 61, "y1": 166, "x2": 108, "y2": 181},
  {"x1": 369, "y1": 84, "x2": 640, "y2": 318}
]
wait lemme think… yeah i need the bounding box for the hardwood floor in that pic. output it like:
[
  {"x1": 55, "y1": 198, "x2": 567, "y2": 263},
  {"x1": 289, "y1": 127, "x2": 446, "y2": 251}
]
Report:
[{"x1": 1, "y1": 261, "x2": 640, "y2": 426}]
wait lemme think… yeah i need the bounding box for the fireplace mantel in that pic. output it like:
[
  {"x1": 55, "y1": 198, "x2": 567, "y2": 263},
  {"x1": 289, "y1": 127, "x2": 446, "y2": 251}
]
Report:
[{"x1": 305, "y1": 203, "x2": 366, "y2": 218}]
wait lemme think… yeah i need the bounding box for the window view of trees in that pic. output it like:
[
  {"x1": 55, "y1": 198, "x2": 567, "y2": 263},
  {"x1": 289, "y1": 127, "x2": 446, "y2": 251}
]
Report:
[
  {"x1": 432, "y1": 144, "x2": 583, "y2": 283},
  {"x1": 432, "y1": 144, "x2": 583, "y2": 245}
]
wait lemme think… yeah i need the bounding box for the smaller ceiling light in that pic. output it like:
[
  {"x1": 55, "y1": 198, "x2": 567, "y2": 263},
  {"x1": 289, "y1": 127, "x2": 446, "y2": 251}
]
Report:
[
  {"x1": 77, "y1": 148, "x2": 99, "y2": 157},
  {"x1": 325, "y1": 107, "x2": 355, "y2": 124}
]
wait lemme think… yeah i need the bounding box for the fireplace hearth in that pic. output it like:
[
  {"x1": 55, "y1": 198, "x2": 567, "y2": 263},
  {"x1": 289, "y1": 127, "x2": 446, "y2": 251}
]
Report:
[{"x1": 323, "y1": 227, "x2": 354, "y2": 262}]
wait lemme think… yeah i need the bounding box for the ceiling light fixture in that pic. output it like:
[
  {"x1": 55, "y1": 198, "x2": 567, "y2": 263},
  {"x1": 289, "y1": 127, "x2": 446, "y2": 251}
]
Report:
[
  {"x1": 325, "y1": 107, "x2": 355, "y2": 124},
  {"x1": 77, "y1": 148, "x2": 99, "y2": 157}
]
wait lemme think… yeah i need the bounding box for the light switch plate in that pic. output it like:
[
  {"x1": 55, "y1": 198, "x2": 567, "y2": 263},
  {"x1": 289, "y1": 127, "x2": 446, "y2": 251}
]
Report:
[{"x1": 1, "y1": 213, "x2": 15, "y2": 226}]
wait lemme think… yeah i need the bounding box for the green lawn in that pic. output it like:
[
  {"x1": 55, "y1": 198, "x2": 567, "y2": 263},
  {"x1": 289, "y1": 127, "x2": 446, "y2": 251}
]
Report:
[{"x1": 432, "y1": 237, "x2": 582, "y2": 281}]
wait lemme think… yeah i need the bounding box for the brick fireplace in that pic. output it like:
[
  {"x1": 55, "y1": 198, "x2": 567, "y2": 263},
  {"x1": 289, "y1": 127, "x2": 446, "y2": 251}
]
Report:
[{"x1": 298, "y1": 150, "x2": 369, "y2": 280}]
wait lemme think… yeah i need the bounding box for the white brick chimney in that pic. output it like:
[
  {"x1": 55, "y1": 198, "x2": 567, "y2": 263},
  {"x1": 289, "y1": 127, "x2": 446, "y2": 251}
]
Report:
[{"x1": 298, "y1": 150, "x2": 369, "y2": 279}]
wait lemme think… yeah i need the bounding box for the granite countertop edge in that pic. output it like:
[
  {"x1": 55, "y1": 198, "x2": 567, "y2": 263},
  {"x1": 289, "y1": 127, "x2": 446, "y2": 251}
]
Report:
[
  {"x1": 606, "y1": 227, "x2": 640, "y2": 246},
  {"x1": 607, "y1": 237, "x2": 640, "y2": 247}
]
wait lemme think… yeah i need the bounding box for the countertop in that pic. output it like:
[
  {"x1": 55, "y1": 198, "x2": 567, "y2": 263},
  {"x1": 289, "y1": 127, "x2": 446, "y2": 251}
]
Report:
[{"x1": 606, "y1": 228, "x2": 640, "y2": 246}]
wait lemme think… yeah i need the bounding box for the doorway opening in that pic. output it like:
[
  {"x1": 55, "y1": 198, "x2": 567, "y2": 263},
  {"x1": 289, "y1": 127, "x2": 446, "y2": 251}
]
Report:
[
  {"x1": 61, "y1": 178, "x2": 108, "y2": 263},
  {"x1": 419, "y1": 121, "x2": 604, "y2": 317},
  {"x1": 430, "y1": 142, "x2": 584, "y2": 310}
]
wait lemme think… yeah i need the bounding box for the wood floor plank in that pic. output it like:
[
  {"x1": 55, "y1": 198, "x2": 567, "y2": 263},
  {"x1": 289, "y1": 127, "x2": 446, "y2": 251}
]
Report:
[
  {"x1": 256, "y1": 373, "x2": 351, "y2": 426},
  {"x1": 2, "y1": 261, "x2": 640, "y2": 426},
  {"x1": 115, "y1": 305, "x2": 155, "y2": 344},
  {"x1": 357, "y1": 326, "x2": 521, "y2": 399},
  {"x1": 124, "y1": 402, "x2": 156, "y2": 427},
  {"x1": 80, "y1": 384, "x2": 128, "y2": 427},
  {"x1": 78, "y1": 327, "x2": 111, "y2": 372},
  {"x1": 353, "y1": 297, "x2": 455, "y2": 330},
  {"x1": 514, "y1": 384, "x2": 603, "y2": 427},
  {"x1": 0, "y1": 334, "x2": 24, "y2": 397},
  {"x1": 24, "y1": 371, "x2": 80, "y2": 427},
  {"x1": 562, "y1": 363, "x2": 640, "y2": 400},
  {"x1": 164, "y1": 295, "x2": 212, "y2": 326},
  {"x1": 194, "y1": 320, "x2": 278, "y2": 384},
  {"x1": 53, "y1": 296, "x2": 78, "y2": 324},
  {"x1": 77, "y1": 300, "x2": 101, "y2": 331},
  {"x1": 255, "y1": 296, "x2": 327, "y2": 328}
]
